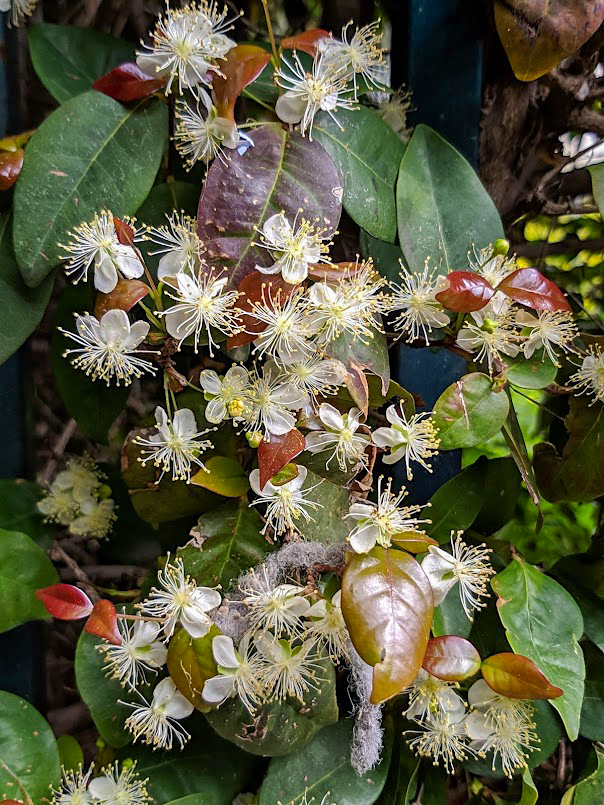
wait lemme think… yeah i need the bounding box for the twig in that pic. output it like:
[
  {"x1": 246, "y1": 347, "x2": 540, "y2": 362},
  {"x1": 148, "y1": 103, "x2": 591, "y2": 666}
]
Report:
[
  {"x1": 50, "y1": 542, "x2": 99, "y2": 601},
  {"x1": 41, "y1": 418, "x2": 78, "y2": 485},
  {"x1": 260, "y1": 0, "x2": 279, "y2": 64}
]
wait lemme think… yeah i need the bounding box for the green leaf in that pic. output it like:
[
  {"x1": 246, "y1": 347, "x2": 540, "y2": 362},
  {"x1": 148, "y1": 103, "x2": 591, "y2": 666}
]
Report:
[
  {"x1": 519, "y1": 767, "x2": 538, "y2": 805},
  {"x1": 75, "y1": 630, "x2": 148, "y2": 747},
  {"x1": 534, "y1": 398, "x2": 604, "y2": 503},
  {"x1": 360, "y1": 230, "x2": 404, "y2": 282},
  {"x1": 0, "y1": 214, "x2": 54, "y2": 364},
  {"x1": 191, "y1": 456, "x2": 249, "y2": 497},
  {"x1": 0, "y1": 691, "x2": 60, "y2": 804},
  {"x1": 579, "y1": 642, "x2": 604, "y2": 741},
  {"x1": 422, "y1": 459, "x2": 485, "y2": 542},
  {"x1": 397, "y1": 125, "x2": 504, "y2": 275},
  {"x1": 0, "y1": 528, "x2": 58, "y2": 633},
  {"x1": 51, "y1": 283, "x2": 129, "y2": 443},
  {"x1": 492, "y1": 557, "x2": 585, "y2": 740},
  {"x1": 0, "y1": 479, "x2": 55, "y2": 548},
  {"x1": 177, "y1": 499, "x2": 274, "y2": 588},
  {"x1": 206, "y1": 652, "x2": 338, "y2": 756},
  {"x1": 28, "y1": 23, "x2": 134, "y2": 104},
  {"x1": 342, "y1": 546, "x2": 434, "y2": 703},
  {"x1": 432, "y1": 591, "x2": 472, "y2": 638},
  {"x1": 326, "y1": 325, "x2": 390, "y2": 397},
  {"x1": 57, "y1": 735, "x2": 84, "y2": 773},
  {"x1": 561, "y1": 746, "x2": 604, "y2": 805},
  {"x1": 502, "y1": 348, "x2": 558, "y2": 390},
  {"x1": 473, "y1": 457, "x2": 522, "y2": 534},
  {"x1": 314, "y1": 106, "x2": 405, "y2": 242},
  {"x1": 259, "y1": 719, "x2": 391, "y2": 805},
  {"x1": 297, "y1": 468, "x2": 350, "y2": 544},
  {"x1": 432, "y1": 373, "x2": 510, "y2": 450},
  {"x1": 14, "y1": 92, "x2": 167, "y2": 286}
]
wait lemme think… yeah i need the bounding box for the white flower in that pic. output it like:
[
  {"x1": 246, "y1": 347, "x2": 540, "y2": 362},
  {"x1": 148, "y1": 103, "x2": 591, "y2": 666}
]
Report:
[
  {"x1": 255, "y1": 633, "x2": 321, "y2": 701},
  {"x1": 98, "y1": 619, "x2": 168, "y2": 690},
  {"x1": 52, "y1": 765, "x2": 95, "y2": 805},
  {"x1": 376, "y1": 87, "x2": 413, "y2": 141},
  {"x1": 136, "y1": 406, "x2": 214, "y2": 483},
  {"x1": 138, "y1": 556, "x2": 221, "y2": 638},
  {"x1": 144, "y1": 211, "x2": 204, "y2": 280},
  {"x1": 470, "y1": 245, "x2": 517, "y2": 288},
  {"x1": 303, "y1": 590, "x2": 349, "y2": 659},
  {"x1": 247, "y1": 287, "x2": 320, "y2": 365},
  {"x1": 88, "y1": 762, "x2": 150, "y2": 805},
  {"x1": 37, "y1": 485, "x2": 79, "y2": 526},
  {"x1": 371, "y1": 405, "x2": 440, "y2": 479},
  {"x1": 3, "y1": 0, "x2": 38, "y2": 26},
  {"x1": 570, "y1": 345, "x2": 604, "y2": 403},
  {"x1": 255, "y1": 212, "x2": 331, "y2": 284},
  {"x1": 307, "y1": 272, "x2": 383, "y2": 344},
  {"x1": 60, "y1": 310, "x2": 156, "y2": 386},
  {"x1": 406, "y1": 708, "x2": 474, "y2": 774},
  {"x1": 305, "y1": 403, "x2": 370, "y2": 471},
  {"x1": 275, "y1": 51, "x2": 355, "y2": 139},
  {"x1": 466, "y1": 679, "x2": 538, "y2": 778},
  {"x1": 249, "y1": 465, "x2": 322, "y2": 536},
  {"x1": 421, "y1": 533, "x2": 494, "y2": 620},
  {"x1": 456, "y1": 312, "x2": 520, "y2": 373},
  {"x1": 161, "y1": 266, "x2": 241, "y2": 355},
  {"x1": 242, "y1": 364, "x2": 309, "y2": 437},
  {"x1": 346, "y1": 477, "x2": 429, "y2": 553},
  {"x1": 516, "y1": 310, "x2": 577, "y2": 366},
  {"x1": 123, "y1": 677, "x2": 194, "y2": 750},
  {"x1": 136, "y1": 2, "x2": 236, "y2": 95},
  {"x1": 240, "y1": 566, "x2": 310, "y2": 635},
  {"x1": 174, "y1": 92, "x2": 239, "y2": 167},
  {"x1": 283, "y1": 356, "x2": 346, "y2": 400},
  {"x1": 60, "y1": 211, "x2": 143, "y2": 292},
  {"x1": 69, "y1": 496, "x2": 116, "y2": 539},
  {"x1": 403, "y1": 668, "x2": 466, "y2": 723},
  {"x1": 388, "y1": 263, "x2": 449, "y2": 342},
  {"x1": 202, "y1": 634, "x2": 265, "y2": 713},
  {"x1": 199, "y1": 365, "x2": 251, "y2": 423},
  {"x1": 319, "y1": 21, "x2": 385, "y2": 98},
  {"x1": 53, "y1": 456, "x2": 103, "y2": 501},
  {"x1": 341, "y1": 258, "x2": 389, "y2": 313}
]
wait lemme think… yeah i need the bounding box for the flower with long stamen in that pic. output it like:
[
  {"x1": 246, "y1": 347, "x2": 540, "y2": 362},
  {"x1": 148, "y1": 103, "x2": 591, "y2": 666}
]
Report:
[
  {"x1": 319, "y1": 20, "x2": 385, "y2": 98},
  {"x1": 199, "y1": 365, "x2": 251, "y2": 424},
  {"x1": 241, "y1": 566, "x2": 311, "y2": 634},
  {"x1": 456, "y1": 311, "x2": 520, "y2": 373},
  {"x1": 517, "y1": 310, "x2": 577, "y2": 365},
  {"x1": 388, "y1": 263, "x2": 449, "y2": 342},
  {"x1": 60, "y1": 211, "x2": 143, "y2": 292},
  {"x1": 3, "y1": 0, "x2": 38, "y2": 27},
  {"x1": 305, "y1": 404, "x2": 370, "y2": 471},
  {"x1": 255, "y1": 212, "x2": 332, "y2": 284},
  {"x1": 144, "y1": 211, "x2": 204, "y2": 280},
  {"x1": 307, "y1": 272, "x2": 384, "y2": 344},
  {"x1": 303, "y1": 590, "x2": 349, "y2": 660},
  {"x1": 249, "y1": 465, "x2": 322, "y2": 536},
  {"x1": 470, "y1": 245, "x2": 517, "y2": 288},
  {"x1": 421, "y1": 532, "x2": 494, "y2": 620},
  {"x1": 174, "y1": 93, "x2": 238, "y2": 168},
  {"x1": 241, "y1": 364, "x2": 309, "y2": 437},
  {"x1": 60, "y1": 310, "x2": 156, "y2": 386},
  {"x1": 161, "y1": 266, "x2": 242, "y2": 355},
  {"x1": 51, "y1": 765, "x2": 95, "y2": 805},
  {"x1": 123, "y1": 677, "x2": 194, "y2": 751},
  {"x1": 138, "y1": 556, "x2": 221, "y2": 638},
  {"x1": 376, "y1": 87, "x2": 413, "y2": 142},
  {"x1": 275, "y1": 51, "x2": 355, "y2": 139},
  {"x1": 247, "y1": 287, "x2": 319, "y2": 365},
  {"x1": 69, "y1": 496, "x2": 116, "y2": 539},
  {"x1": 346, "y1": 476, "x2": 430, "y2": 554},
  {"x1": 282, "y1": 356, "x2": 346, "y2": 401},
  {"x1": 371, "y1": 404, "x2": 440, "y2": 479},
  {"x1": 135, "y1": 406, "x2": 214, "y2": 483},
  {"x1": 570, "y1": 345, "x2": 604, "y2": 403},
  {"x1": 256, "y1": 633, "x2": 322, "y2": 701},
  {"x1": 88, "y1": 762, "x2": 151, "y2": 805},
  {"x1": 406, "y1": 709, "x2": 474, "y2": 774},
  {"x1": 202, "y1": 634, "x2": 266, "y2": 713},
  {"x1": 402, "y1": 668, "x2": 466, "y2": 723},
  {"x1": 98, "y1": 619, "x2": 168, "y2": 690}
]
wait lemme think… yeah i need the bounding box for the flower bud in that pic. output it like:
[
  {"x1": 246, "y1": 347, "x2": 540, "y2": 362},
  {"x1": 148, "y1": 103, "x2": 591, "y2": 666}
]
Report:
[
  {"x1": 246, "y1": 431, "x2": 263, "y2": 448},
  {"x1": 493, "y1": 238, "x2": 510, "y2": 256}
]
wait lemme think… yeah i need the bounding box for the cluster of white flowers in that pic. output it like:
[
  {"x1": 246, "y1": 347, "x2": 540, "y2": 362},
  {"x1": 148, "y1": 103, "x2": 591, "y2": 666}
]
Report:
[
  {"x1": 404, "y1": 674, "x2": 538, "y2": 777},
  {"x1": 52, "y1": 761, "x2": 150, "y2": 805},
  {"x1": 1, "y1": 0, "x2": 37, "y2": 27},
  {"x1": 38, "y1": 457, "x2": 116, "y2": 539}
]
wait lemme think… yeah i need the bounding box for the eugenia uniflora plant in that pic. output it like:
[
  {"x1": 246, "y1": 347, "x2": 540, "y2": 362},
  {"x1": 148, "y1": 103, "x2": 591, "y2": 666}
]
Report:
[{"x1": 0, "y1": 1, "x2": 603, "y2": 804}]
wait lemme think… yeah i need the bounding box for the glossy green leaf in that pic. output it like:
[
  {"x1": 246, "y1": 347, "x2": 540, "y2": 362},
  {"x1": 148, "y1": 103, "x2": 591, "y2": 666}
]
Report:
[
  {"x1": 259, "y1": 719, "x2": 391, "y2": 805},
  {"x1": 0, "y1": 691, "x2": 60, "y2": 804},
  {"x1": 178, "y1": 499, "x2": 274, "y2": 588},
  {"x1": 0, "y1": 214, "x2": 54, "y2": 364},
  {"x1": 14, "y1": 92, "x2": 167, "y2": 286},
  {"x1": 341, "y1": 546, "x2": 434, "y2": 703},
  {"x1": 0, "y1": 479, "x2": 54, "y2": 548},
  {"x1": 29, "y1": 24, "x2": 134, "y2": 103},
  {"x1": 326, "y1": 325, "x2": 390, "y2": 398},
  {"x1": 432, "y1": 373, "x2": 509, "y2": 450},
  {"x1": 167, "y1": 626, "x2": 220, "y2": 713},
  {"x1": 502, "y1": 396, "x2": 542, "y2": 511},
  {"x1": 534, "y1": 397, "x2": 604, "y2": 503},
  {"x1": 422, "y1": 459, "x2": 485, "y2": 542},
  {"x1": 502, "y1": 348, "x2": 558, "y2": 389},
  {"x1": 298, "y1": 468, "x2": 350, "y2": 544},
  {"x1": 473, "y1": 457, "x2": 522, "y2": 535},
  {"x1": 561, "y1": 746, "x2": 604, "y2": 805},
  {"x1": 519, "y1": 767, "x2": 538, "y2": 805},
  {"x1": 579, "y1": 642, "x2": 604, "y2": 741},
  {"x1": 492, "y1": 557, "x2": 585, "y2": 739},
  {"x1": 0, "y1": 529, "x2": 58, "y2": 633},
  {"x1": 52, "y1": 283, "x2": 129, "y2": 443},
  {"x1": 191, "y1": 456, "x2": 249, "y2": 497},
  {"x1": 397, "y1": 125, "x2": 504, "y2": 276},
  {"x1": 57, "y1": 735, "x2": 84, "y2": 773},
  {"x1": 314, "y1": 106, "x2": 405, "y2": 242},
  {"x1": 432, "y1": 590, "x2": 472, "y2": 639},
  {"x1": 360, "y1": 230, "x2": 404, "y2": 282}
]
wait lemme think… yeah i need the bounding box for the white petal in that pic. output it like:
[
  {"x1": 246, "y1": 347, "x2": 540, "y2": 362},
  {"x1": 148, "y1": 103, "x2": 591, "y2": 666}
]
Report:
[
  {"x1": 212, "y1": 635, "x2": 239, "y2": 669},
  {"x1": 468, "y1": 678, "x2": 497, "y2": 709},
  {"x1": 192, "y1": 587, "x2": 222, "y2": 611},
  {"x1": 275, "y1": 93, "x2": 306, "y2": 124},
  {"x1": 281, "y1": 257, "x2": 309, "y2": 284},
  {"x1": 464, "y1": 710, "x2": 494, "y2": 742},
  {"x1": 206, "y1": 397, "x2": 227, "y2": 424},
  {"x1": 349, "y1": 527, "x2": 377, "y2": 554},
  {"x1": 164, "y1": 689, "x2": 195, "y2": 719},
  {"x1": 88, "y1": 777, "x2": 115, "y2": 800},
  {"x1": 199, "y1": 369, "x2": 222, "y2": 394},
  {"x1": 158, "y1": 250, "x2": 187, "y2": 280},
  {"x1": 115, "y1": 245, "x2": 143, "y2": 279},
  {"x1": 172, "y1": 408, "x2": 198, "y2": 437},
  {"x1": 202, "y1": 674, "x2": 235, "y2": 704},
  {"x1": 371, "y1": 427, "x2": 403, "y2": 449},
  {"x1": 318, "y1": 403, "x2": 344, "y2": 431},
  {"x1": 94, "y1": 252, "x2": 119, "y2": 293}
]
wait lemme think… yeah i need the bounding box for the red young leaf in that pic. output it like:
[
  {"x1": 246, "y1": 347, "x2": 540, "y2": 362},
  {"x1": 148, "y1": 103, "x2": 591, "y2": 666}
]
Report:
[
  {"x1": 281, "y1": 29, "x2": 330, "y2": 56},
  {"x1": 0, "y1": 149, "x2": 24, "y2": 190},
  {"x1": 258, "y1": 428, "x2": 306, "y2": 489},
  {"x1": 95, "y1": 278, "x2": 150, "y2": 318},
  {"x1": 345, "y1": 361, "x2": 369, "y2": 417},
  {"x1": 93, "y1": 62, "x2": 167, "y2": 102},
  {"x1": 227, "y1": 271, "x2": 297, "y2": 349},
  {"x1": 84, "y1": 599, "x2": 122, "y2": 645},
  {"x1": 422, "y1": 635, "x2": 482, "y2": 681},
  {"x1": 435, "y1": 271, "x2": 495, "y2": 313},
  {"x1": 212, "y1": 44, "x2": 271, "y2": 121},
  {"x1": 113, "y1": 217, "x2": 136, "y2": 246},
  {"x1": 496, "y1": 267, "x2": 571, "y2": 312},
  {"x1": 35, "y1": 584, "x2": 94, "y2": 620},
  {"x1": 482, "y1": 652, "x2": 564, "y2": 700}
]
